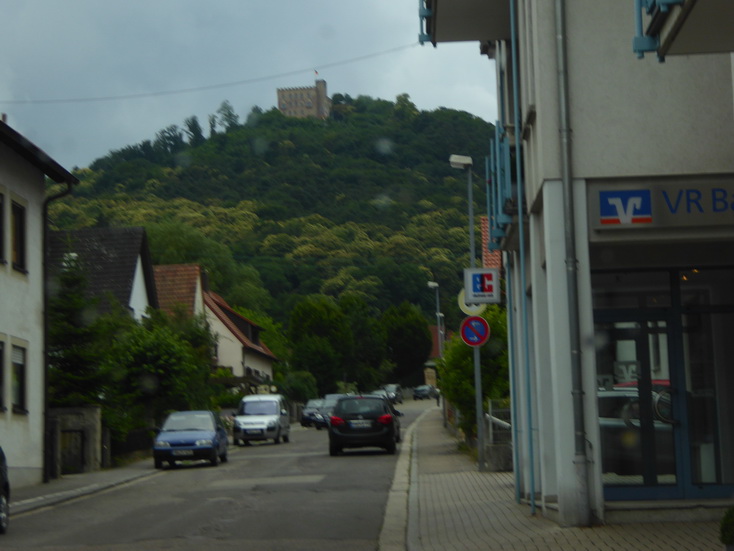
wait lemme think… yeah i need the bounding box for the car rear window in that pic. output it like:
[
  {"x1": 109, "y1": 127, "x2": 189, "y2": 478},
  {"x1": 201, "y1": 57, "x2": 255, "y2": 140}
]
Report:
[{"x1": 335, "y1": 398, "x2": 385, "y2": 416}]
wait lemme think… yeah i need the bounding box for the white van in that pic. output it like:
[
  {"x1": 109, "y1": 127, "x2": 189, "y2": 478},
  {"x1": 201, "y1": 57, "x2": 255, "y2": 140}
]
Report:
[{"x1": 232, "y1": 394, "x2": 291, "y2": 445}]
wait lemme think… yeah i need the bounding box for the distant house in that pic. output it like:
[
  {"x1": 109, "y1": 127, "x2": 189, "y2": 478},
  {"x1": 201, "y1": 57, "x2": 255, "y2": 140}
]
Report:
[
  {"x1": 48, "y1": 227, "x2": 159, "y2": 321},
  {"x1": 153, "y1": 264, "x2": 278, "y2": 393},
  {"x1": 204, "y1": 291, "x2": 278, "y2": 392},
  {"x1": 0, "y1": 120, "x2": 78, "y2": 488}
]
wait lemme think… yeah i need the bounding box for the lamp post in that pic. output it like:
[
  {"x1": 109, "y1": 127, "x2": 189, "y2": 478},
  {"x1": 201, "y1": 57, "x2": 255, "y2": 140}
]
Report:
[
  {"x1": 449, "y1": 154, "x2": 486, "y2": 471},
  {"x1": 450, "y1": 154, "x2": 476, "y2": 269},
  {"x1": 427, "y1": 281, "x2": 443, "y2": 357}
]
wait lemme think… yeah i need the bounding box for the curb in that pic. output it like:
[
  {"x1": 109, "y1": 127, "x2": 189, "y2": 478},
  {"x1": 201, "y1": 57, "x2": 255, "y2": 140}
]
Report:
[
  {"x1": 378, "y1": 407, "x2": 433, "y2": 551},
  {"x1": 10, "y1": 469, "x2": 160, "y2": 515}
]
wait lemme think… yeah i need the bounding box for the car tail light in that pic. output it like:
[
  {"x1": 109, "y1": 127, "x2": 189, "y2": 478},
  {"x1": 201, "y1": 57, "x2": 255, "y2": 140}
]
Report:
[
  {"x1": 377, "y1": 414, "x2": 393, "y2": 426},
  {"x1": 330, "y1": 416, "x2": 346, "y2": 427}
]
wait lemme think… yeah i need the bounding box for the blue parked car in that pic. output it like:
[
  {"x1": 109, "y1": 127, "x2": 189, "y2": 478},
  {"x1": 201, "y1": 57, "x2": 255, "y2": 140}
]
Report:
[{"x1": 153, "y1": 411, "x2": 229, "y2": 469}]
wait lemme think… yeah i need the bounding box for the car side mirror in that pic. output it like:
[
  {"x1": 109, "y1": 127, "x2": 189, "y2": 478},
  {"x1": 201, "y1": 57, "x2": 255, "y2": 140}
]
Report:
[
  {"x1": 281, "y1": 409, "x2": 288, "y2": 416},
  {"x1": 394, "y1": 410, "x2": 403, "y2": 417}
]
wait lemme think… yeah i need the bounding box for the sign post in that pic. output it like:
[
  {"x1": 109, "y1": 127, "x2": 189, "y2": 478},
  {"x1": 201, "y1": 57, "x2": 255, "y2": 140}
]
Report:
[
  {"x1": 460, "y1": 315, "x2": 491, "y2": 347},
  {"x1": 459, "y1": 315, "x2": 490, "y2": 472}
]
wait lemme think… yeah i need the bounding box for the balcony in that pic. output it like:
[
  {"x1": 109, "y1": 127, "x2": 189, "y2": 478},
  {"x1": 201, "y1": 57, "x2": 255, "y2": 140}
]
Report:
[
  {"x1": 419, "y1": 0, "x2": 511, "y2": 45},
  {"x1": 634, "y1": 0, "x2": 734, "y2": 59}
]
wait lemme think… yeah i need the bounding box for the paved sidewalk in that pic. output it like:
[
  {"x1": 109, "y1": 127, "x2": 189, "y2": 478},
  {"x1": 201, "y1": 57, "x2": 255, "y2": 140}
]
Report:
[
  {"x1": 406, "y1": 405, "x2": 722, "y2": 551},
  {"x1": 10, "y1": 456, "x2": 157, "y2": 515}
]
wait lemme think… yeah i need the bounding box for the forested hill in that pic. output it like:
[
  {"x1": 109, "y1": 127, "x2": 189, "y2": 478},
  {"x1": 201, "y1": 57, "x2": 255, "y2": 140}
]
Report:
[{"x1": 51, "y1": 94, "x2": 495, "y2": 326}]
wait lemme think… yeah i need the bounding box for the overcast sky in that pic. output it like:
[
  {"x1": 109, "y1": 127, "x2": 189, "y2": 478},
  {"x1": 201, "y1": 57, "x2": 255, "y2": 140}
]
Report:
[{"x1": 1, "y1": 1, "x2": 497, "y2": 170}]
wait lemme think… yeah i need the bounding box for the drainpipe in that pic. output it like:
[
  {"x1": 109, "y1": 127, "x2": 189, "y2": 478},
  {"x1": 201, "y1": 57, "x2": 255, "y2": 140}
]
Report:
[
  {"x1": 509, "y1": 0, "x2": 536, "y2": 515},
  {"x1": 555, "y1": 0, "x2": 591, "y2": 525},
  {"x1": 42, "y1": 181, "x2": 75, "y2": 483}
]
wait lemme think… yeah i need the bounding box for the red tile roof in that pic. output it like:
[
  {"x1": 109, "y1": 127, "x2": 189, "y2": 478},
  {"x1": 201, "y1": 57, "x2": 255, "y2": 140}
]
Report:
[
  {"x1": 153, "y1": 264, "x2": 202, "y2": 317},
  {"x1": 481, "y1": 216, "x2": 503, "y2": 269}
]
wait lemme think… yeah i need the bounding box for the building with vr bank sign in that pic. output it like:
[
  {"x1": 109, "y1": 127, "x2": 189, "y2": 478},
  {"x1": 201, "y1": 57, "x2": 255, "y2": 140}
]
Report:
[{"x1": 419, "y1": 0, "x2": 734, "y2": 526}]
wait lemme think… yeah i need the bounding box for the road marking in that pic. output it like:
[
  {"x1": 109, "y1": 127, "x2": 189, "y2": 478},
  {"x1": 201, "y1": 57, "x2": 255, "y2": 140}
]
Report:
[{"x1": 209, "y1": 475, "x2": 325, "y2": 490}]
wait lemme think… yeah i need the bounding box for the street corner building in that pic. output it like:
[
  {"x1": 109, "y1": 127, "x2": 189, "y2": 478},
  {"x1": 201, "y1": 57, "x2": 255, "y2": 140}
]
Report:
[
  {"x1": 0, "y1": 119, "x2": 78, "y2": 487},
  {"x1": 419, "y1": 0, "x2": 734, "y2": 526}
]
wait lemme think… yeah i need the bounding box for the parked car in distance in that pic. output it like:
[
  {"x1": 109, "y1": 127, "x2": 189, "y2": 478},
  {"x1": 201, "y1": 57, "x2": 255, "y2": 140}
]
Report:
[
  {"x1": 413, "y1": 384, "x2": 437, "y2": 400},
  {"x1": 0, "y1": 445, "x2": 9, "y2": 534},
  {"x1": 301, "y1": 398, "x2": 326, "y2": 429},
  {"x1": 318, "y1": 393, "x2": 348, "y2": 426},
  {"x1": 153, "y1": 410, "x2": 228, "y2": 469},
  {"x1": 328, "y1": 395, "x2": 403, "y2": 456},
  {"x1": 383, "y1": 384, "x2": 403, "y2": 404},
  {"x1": 233, "y1": 394, "x2": 291, "y2": 445},
  {"x1": 369, "y1": 389, "x2": 392, "y2": 401}
]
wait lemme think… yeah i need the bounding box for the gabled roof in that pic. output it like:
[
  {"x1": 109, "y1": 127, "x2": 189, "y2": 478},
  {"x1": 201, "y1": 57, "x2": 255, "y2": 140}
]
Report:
[
  {"x1": 154, "y1": 264, "x2": 202, "y2": 317},
  {"x1": 204, "y1": 291, "x2": 278, "y2": 362},
  {"x1": 0, "y1": 120, "x2": 78, "y2": 184},
  {"x1": 48, "y1": 227, "x2": 159, "y2": 315}
]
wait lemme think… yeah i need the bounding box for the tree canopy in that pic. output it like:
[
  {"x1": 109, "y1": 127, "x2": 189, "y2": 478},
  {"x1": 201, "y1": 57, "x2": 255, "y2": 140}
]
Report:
[{"x1": 52, "y1": 94, "x2": 494, "y2": 331}]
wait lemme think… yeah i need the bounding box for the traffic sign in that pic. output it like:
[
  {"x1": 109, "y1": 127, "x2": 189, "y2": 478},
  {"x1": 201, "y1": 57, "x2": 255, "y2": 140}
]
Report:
[
  {"x1": 460, "y1": 316, "x2": 490, "y2": 347},
  {"x1": 457, "y1": 289, "x2": 486, "y2": 316},
  {"x1": 464, "y1": 268, "x2": 501, "y2": 304}
]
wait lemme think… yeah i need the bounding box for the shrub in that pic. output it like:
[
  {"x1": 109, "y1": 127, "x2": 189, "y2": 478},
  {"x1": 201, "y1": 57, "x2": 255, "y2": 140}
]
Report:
[{"x1": 721, "y1": 506, "x2": 734, "y2": 545}]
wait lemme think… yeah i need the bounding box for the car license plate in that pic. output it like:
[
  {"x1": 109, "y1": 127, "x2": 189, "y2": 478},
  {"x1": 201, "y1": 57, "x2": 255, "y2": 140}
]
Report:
[
  {"x1": 246, "y1": 429, "x2": 263, "y2": 435},
  {"x1": 173, "y1": 450, "x2": 193, "y2": 457},
  {"x1": 349, "y1": 420, "x2": 372, "y2": 429}
]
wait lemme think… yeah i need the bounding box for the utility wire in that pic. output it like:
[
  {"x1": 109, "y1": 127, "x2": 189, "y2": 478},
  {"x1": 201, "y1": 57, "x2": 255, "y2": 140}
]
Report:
[{"x1": 0, "y1": 43, "x2": 419, "y2": 105}]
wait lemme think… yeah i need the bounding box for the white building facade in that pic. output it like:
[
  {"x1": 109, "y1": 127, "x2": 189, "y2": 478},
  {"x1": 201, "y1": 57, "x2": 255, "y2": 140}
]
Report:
[
  {"x1": 421, "y1": 0, "x2": 734, "y2": 525},
  {"x1": 0, "y1": 121, "x2": 77, "y2": 487}
]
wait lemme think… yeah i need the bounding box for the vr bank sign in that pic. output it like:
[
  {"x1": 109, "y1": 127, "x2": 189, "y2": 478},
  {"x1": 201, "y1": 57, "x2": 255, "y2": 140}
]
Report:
[{"x1": 591, "y1": 180, "x2": 734, "y2": 233}]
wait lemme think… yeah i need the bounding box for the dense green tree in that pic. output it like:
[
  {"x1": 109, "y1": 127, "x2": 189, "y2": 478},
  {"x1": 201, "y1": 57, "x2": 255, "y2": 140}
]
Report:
[
  {"x1": 337, "y1": 293, "x2": 389, "y2": 391},
  {"x1": 381, "y1": 301, "x2": 432, "y2": 385},
  {"x1": 102, "y1": 312, "x2": 215, "y2": 435},
  {"x1": 217, "y1": 100, "x2": 240, "y2": 131},
  {"x1": 208, "y1": 113, "x2": 218, "y2": 137},
  {"x1": 47, "y1": 253, "x2": 113, "y2": 407},
  {"x1": 183, "y1": 116, "x2": 206, "y2": 146},
  {"x1": 58, "y1": 95, "x2": 495, "y2": 331},
  {"x1": 287, "y1": 295, "x2": 353, "y2": 394},
  {"x1": 153, "y1": 125, "x2": 186, "y2": 160},
  {"x1": 437, "y1": 305, "x2": 509, "y2": 438}
]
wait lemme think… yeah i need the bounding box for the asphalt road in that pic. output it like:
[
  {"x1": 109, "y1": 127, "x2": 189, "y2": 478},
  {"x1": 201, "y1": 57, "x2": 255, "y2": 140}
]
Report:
[{"x1": 4, "y1": 399, "x2": 426, "y2": 551}]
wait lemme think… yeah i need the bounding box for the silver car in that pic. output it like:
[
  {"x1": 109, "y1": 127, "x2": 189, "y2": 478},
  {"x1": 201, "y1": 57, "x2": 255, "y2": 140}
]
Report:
[{"x1": 233, "y1": 394, "x2": 291, "y2": 445}]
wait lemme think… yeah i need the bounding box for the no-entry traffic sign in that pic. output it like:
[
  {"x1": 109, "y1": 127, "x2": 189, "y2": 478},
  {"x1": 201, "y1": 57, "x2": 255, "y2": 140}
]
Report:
[{"x1": 460, "y1": 316, "x2": 490, "y2": 347}]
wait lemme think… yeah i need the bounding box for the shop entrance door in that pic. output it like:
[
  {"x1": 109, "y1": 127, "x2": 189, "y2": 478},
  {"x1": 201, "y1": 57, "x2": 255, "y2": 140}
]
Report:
[{"x1": 595, "y1": 313, "x2": 681, "y2": 500}]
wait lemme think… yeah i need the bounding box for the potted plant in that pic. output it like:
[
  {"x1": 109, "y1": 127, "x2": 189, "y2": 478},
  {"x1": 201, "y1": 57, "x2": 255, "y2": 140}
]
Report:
[{"x1": 721, "y1": 506, "x2": 734, "y2": 550}]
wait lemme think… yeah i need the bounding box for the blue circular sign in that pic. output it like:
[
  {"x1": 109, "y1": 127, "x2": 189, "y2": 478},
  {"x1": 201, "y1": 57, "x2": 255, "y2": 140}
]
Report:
[{"x1": 460, "y1": 316, "x2": 490, "y2": 347}]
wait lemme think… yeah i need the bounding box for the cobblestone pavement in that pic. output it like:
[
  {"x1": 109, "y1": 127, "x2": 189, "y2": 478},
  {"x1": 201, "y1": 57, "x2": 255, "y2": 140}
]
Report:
[{"x1": 408, "y1": 406, "x2": 721, "y2": 551}]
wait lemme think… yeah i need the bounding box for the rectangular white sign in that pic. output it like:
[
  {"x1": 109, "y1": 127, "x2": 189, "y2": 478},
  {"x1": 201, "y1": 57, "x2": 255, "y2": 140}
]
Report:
[{"x1": 464, "y1": 268, "x2": 501, "y2": 304}]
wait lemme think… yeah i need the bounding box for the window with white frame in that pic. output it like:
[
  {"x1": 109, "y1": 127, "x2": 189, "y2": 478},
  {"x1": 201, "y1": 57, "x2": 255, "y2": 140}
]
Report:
[{"x1": 12, "y1": 344, "x2": 26, "y2": 413}]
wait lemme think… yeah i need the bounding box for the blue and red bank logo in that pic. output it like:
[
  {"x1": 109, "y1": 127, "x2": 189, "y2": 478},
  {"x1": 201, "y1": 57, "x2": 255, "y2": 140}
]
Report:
[{"x1": 599, "y1": 190, "x2": 653, "y2": 225}]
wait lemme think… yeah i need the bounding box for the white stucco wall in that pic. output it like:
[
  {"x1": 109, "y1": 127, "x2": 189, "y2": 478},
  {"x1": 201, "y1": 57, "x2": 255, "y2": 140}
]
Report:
[
  {"x1": 524, "y1": 1, "x2": 734, "y2": 205},
  {"x1": 0, "y1": 144, "x2": 47, "y2": 488},
  {"x1": 129, "y1": 256, "x2": 151, "y2": 321},
  {"x1": 205, "y1": 309, "x2": 273, "y2": 382}
]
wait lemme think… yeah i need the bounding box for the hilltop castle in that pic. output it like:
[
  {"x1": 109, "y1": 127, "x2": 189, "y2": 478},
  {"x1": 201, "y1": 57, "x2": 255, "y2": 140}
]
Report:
[{"x1": 277, "y1": 79, "x2": 331, "y2": 119}]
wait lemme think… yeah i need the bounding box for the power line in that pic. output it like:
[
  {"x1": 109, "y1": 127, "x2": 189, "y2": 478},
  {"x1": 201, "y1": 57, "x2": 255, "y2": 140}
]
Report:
[{"x1": 0, "y1": 43, "x2": 419, "y2": 105}]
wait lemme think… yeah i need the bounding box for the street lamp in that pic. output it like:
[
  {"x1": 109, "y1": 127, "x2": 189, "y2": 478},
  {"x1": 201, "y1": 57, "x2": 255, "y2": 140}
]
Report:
[
  {"x1": 427, "y1": 281, "x2": 443, "y2": 357},
  {"x1": 449, "y1": 155, "x2": 475, "y2": 268},
  {"x1": 450, "y1": 153, "x2": 486, "y2": 471}
]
